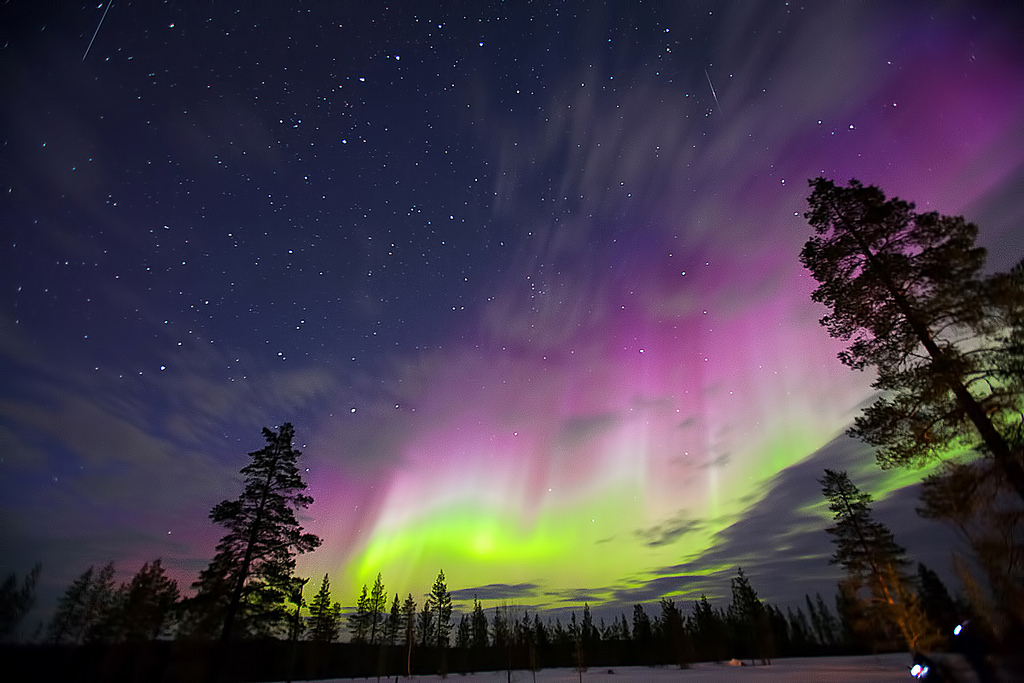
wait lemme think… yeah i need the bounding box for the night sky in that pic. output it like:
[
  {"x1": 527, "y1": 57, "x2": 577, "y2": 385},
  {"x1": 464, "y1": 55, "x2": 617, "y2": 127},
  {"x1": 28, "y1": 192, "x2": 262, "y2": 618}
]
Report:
[{"x1": 3, "y1": 1, "x2": 1024, "y2": 627}]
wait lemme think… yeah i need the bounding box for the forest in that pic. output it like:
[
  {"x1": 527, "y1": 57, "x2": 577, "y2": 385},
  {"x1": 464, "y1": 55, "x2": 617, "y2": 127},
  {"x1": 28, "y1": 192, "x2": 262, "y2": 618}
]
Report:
[{"x1": 2, "y1": 179, "x2": 1022, "y2": 682}]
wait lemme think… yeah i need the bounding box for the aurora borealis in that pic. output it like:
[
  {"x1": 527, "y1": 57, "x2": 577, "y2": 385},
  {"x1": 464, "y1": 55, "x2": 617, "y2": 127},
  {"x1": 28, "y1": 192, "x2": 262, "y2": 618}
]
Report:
[{"x1": 3, "y1": 1, "x2": 1023, "y2": 626}]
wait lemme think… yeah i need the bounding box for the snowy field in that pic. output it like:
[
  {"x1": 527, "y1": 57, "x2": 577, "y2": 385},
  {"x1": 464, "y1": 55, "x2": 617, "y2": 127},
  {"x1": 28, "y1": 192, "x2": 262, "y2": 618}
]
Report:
[{"x1": 294, "y1": 653, "x2": 926, "y2": 682}]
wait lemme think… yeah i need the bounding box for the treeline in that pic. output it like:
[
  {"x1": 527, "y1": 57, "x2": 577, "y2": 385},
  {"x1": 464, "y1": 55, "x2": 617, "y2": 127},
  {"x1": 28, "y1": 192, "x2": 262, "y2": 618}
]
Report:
[
  {"x1": 5, "y1": 556, "x2": 962, "y2": 682},
  {"x1": 320, "y1": 566, "x2": 857, "y2": 677},
  {"x1": 307, "y1": 560, "x2": 966, "y2": 680},
  {"x1": 0, "y1": 562, "x2": 894, "y2": 682}
]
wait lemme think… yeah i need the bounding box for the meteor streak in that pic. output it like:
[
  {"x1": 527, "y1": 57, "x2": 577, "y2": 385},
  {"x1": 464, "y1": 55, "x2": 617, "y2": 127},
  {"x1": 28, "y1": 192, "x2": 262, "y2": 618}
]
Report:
[
  {"x1": 705, "y1": 68, "x2": 720, "y2": 114},
  {"x1": 82, "y1": 1, "x2": 114, "y2": 62}
]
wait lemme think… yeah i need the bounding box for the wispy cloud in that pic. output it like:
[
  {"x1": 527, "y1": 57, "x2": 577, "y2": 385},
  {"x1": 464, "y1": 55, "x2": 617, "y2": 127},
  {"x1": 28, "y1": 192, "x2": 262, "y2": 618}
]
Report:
[{"x1": 450, "y1": 583, "x2": 541, "y2": 603}]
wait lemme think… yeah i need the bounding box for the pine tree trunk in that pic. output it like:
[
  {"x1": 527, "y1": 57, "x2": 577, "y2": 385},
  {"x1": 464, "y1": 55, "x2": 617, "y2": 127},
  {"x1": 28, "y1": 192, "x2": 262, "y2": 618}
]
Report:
[
  {"x1": 836, "y1": 205, "x2": 1024, "y2": 502},
  {"x1": 221, "y1": 444, "x2": 282, "y2": 644},
  {"x1": 207, "y1": 444, "x2": 282, "y2": 683}
]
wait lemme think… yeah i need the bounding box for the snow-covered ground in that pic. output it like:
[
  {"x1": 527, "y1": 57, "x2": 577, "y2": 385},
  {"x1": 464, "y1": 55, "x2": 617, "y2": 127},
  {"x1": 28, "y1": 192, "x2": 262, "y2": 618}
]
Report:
[{"x1": 292, "y1": 653, "x2": 923, "y2": 682}]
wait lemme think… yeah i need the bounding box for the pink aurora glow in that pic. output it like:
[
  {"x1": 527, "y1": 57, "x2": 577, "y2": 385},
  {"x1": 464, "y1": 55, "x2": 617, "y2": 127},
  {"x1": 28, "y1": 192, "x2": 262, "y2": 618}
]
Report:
[{"x1": 297, "y1": 8, "x2": 1024, "y2": 604}]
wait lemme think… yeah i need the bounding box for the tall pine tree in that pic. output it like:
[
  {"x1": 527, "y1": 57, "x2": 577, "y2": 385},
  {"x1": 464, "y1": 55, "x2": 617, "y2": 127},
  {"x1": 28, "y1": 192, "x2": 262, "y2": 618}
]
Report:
[
  {"x1": 187, "y1": 423, "x2": 321, "y2": 641},
  {"x1": 470, "y1": 598, "x2": 488, "y2": 648},
  {"x1": 820, "y1": 469, "x2": 938, "y2": 651},
  {"x1": 366, "y1": 573, "x2": 387, "y2": 645},
  {"x1": 401, "y1": 593, "x2": 417, "y2": 678},
  {"x1": 347, "y1": 584, "x2": 370, "y2": 643},
  {"x1": 384, "y1": 593, "x2": 401, "y2": 646},
  {"x1": 429, "y1": 570, "x2": 453, "y2": 649},
  {"x1": 727, "y1": 568, "x2": 772, "y2": 665},
  {"x1": 658, "y1": 597, "x2": 690, "y2": 668},
  {"x1": 308, "y1": 574, "x2": 341, "y2": 642},
  {"x1": 801, "y1": 178, "x2": 1024, "y2": 500}
]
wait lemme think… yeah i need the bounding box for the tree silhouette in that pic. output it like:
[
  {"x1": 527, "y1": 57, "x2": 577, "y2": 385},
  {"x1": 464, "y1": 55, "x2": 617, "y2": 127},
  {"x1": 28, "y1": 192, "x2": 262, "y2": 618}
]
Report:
[
  {"x1": 916, "y1": 563, "x2": 959, "y2": 632},
  {"x1": 805, "y1": 592, "x2": 841, "y2": 648},
  {"x1": 455, "y1": 613, "x2": 471, "y2": 649},
  {"x1": 470, "y1": 597, "x2": 488, "y2": 649},
  {"x1": 689, "y1": 594, "x2": 726, "y2": 662},
  {"x1": 820, "y1": 469, "x2": 938, "y2": 651},
  {"x1": 429, "y1": 569, "x2": 453, "y2": 651},
  {"x1": 117, "y1": 559, "x2": 180, "y2": 641},
  {"x1": 785, "y1": 605, "x2": 815, "y2": 654},
  {"x1": 0, "y1": 563, "x2": 40, "y2": 642},
  {"x1": 384, "y1": 593, "x2": 401, "y2": 645},
  {"x1": 801, "y1": 178, "x2": 1024, "y2": 500},
  {"x1": 401, "y1": 593, "x2": 416, "y2": 676},
  {"x1": 308, "y1": 574, "x2": 341, "y2": 642},
  {"x1": 416, "y1": 600, "x2": 433, "y2": 648},
  {"x1": 82, "y1": 561, "x2": 118, "y2": 643},
  {"x1": 186, "y1": 423, "x2": 320, "y2": 641},
  {"x1": 366, "y1": 572, "x2": 387, "y2": 645},
  {"x1": 918, "y1": 458, "x2": 1024, "y2": 631},
  {"x1": 47, "y1": 562, "x2": 117, "y2": 644},
  {"x1": 727, "y1": 568, "x2": 772, "y2": 665},
  {"x1": 47, "y1": 566, "x2": 95, "y2": 644},
  {"x1": 347, "y1": 584, "x2": 369, "y2": 643},
  {"x1": 491, "y1": 603, "x2": 510, "y2": 651},
  {"x1": 581, "y1": 603, "x2": 598, "y2": 644},
  {"x1": 658, "y1": 597, "x2": 691, "y2": 668}
]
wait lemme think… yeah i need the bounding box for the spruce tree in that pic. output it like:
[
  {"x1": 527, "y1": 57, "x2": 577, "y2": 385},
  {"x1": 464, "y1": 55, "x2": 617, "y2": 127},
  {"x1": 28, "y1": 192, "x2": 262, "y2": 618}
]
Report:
[
  {"x1": 347, "y1": 584, "x2": 369, "y2": 643},
  {"x1": 632, "y1": 604, "x2": 652, "y2": 644},
  {"x1": 401, "y1": 593, "x2": 416, "y2": 677},
  {"x1": 187, "y1": 423, "x2": 321, "y2": 641},
  {"x1": 820, "y1": 469, "x2": 938, "y2": 651},
  {"x1": 727, "y1": 568, "x2": 772, "y2": 665},
  {"x1": 690, "y1": 595, "x2": 725, "y2": 661},
  {"x1": 384, "y1": 593, "x2": 401, "y2": 646},
  {"x1": 581, "y1": 603, "x2": 597, "y2": 644},
  {"x1": 429, "y1": 570, "x2": 453, "y2": 649},
  {"x1": 400, "y1": 593, "x2": 416, "y2": 647},
  {"x1": 491, "y1": 604, "x2": 509, "y2": 650},
  {"x1": 470, "y1": 597, "x2": 488, "y2": 649},
  {"x1": 308, "y1": 574, "x2": 340, "y2": 642},
  {"x1": 456, "y1": 614, "x2": 471, "y2": 649},
  {"x1": 801, "y1": 178, "x2": 1024, "y2": 500},
  {"x1": 533, "y1": 613, "x2": 548, "y2": 650},
  {"x1": 658, "y1": 597, "x2": 690, "y2": 668},
  {"x1": 417, "y1": 601, "x2": 434, "y2": 648},
  {"x1": 366, "y1": 572, "x2": 387, "y2": 645}
]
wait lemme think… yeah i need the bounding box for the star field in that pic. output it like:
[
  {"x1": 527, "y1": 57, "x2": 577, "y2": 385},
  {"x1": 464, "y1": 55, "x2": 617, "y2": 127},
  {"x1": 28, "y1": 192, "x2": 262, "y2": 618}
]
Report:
[{"x1": 2, "y1": 1, "x2": 1023, "y2": 624}]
